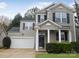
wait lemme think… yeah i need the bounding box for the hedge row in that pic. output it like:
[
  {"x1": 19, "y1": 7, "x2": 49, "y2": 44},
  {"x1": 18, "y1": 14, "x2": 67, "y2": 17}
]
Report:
[
  {"x1": 71, "y1": 42, "x2": 79, "y2": 53},
  {"x1": 46, "y1": 42, "x2": 79, "y2": 53}
]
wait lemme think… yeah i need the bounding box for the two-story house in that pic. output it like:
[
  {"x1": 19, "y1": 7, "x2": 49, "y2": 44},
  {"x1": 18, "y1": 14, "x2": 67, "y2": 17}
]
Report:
[
  {"x1": 8, "y1": 3, "x2": 76, "y2": 51},
  {"x1": 35, "y1": 3, "x2": 75, "y2": 51}
]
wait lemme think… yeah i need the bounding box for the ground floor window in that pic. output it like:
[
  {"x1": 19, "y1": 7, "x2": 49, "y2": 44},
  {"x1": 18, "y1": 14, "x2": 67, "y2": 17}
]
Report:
[
  {"x1": 56, "y1": 31, "x2": 68, "y2": 41},
  {"x1": 61, "y1": 32, "x2": 65, "y2": 40}
]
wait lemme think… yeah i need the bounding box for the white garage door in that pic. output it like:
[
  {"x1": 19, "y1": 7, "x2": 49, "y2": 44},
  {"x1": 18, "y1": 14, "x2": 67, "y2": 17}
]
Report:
[{"x1": 10, "y1": 36, "x2": 34, "y2": 48}]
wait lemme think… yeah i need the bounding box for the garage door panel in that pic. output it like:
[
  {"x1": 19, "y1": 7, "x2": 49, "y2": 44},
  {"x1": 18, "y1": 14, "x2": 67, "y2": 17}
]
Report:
[{"x1": 10, "y1": 36, "x2": 34, "y2": 48}]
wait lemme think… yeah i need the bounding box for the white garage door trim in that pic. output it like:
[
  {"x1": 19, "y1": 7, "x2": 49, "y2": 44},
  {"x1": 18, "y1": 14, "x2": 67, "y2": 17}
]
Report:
[{"x1": 10, "y1": 36, "x2": 34, "y2": 48}]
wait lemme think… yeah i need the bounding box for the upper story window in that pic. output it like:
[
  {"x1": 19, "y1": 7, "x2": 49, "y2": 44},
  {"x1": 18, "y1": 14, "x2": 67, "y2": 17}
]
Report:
[
  {"x1": 53, "y1": 12, "x2": 70, "y2": 23},
  {"x1": 38, "y1": 14, "x2": 47, "y2": 22},
  {"x1": 62, "y1": 12, "x2": 67, "y2": 23},
  {"x1": 55, "y1": 12, "x2": 61, "y2": 22},
  {"x1": 22, "y1": 22, "x2": 33, "y2": 30},
  {"x1": 44, "y1": 15, "x2": 47, "y2": 20}
]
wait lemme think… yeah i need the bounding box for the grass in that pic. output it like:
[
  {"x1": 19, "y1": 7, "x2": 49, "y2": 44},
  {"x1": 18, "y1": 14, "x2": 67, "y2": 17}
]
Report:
[{"x1": 36, "y1": 53, "x2": 79, "y2": 58}]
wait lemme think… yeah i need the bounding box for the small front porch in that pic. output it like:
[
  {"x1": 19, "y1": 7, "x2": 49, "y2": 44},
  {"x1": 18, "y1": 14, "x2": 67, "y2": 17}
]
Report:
[
  {"x1": 35, "y1": 29, "x2": 72, "y2": 51},
  {"x1": 35, "y1": 20, "x2": 72, "y2": 51}
]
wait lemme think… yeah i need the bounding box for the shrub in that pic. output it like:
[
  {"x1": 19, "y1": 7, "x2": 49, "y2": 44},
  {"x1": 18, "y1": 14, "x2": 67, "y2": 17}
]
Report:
[
  {"x1": 46, "y1": 43, "x2": 72, "y2": 53},
  {"x1": 3, "y1": 36, "x2": 11, "y2": 49},
  {"x1": 61, "y1": 44, "x2": 72, "y2": 53},
  {"x1": 46, "y1": 43, "x2": 62, "y2": 53},
  {"x1": 71, "y1": 42, "x2": 79, "y2": 53}
]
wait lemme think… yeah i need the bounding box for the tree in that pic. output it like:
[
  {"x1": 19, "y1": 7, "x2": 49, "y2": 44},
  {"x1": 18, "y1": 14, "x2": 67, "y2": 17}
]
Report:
[
  {"x1": 8, "y1": 13, "x2": 22, "y2": 31},
  {"x1": 74, "y1": 0, "x2": 79, "y2": 21},
  {"x1": 23, "y1": 7, "x2": 40, "y2": 20},
  {"x1": 3, "y1": 22, "x2": 8, "y2": 31}
]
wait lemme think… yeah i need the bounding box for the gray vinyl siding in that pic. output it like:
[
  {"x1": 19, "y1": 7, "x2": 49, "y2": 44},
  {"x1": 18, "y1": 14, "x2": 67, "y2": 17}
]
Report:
[{"x1": 36, "y1": 4, "x2": 75, "y2": 42}]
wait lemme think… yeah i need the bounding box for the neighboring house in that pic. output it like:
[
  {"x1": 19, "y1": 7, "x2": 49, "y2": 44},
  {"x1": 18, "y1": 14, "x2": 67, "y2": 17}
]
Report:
[
  {"x1": 8, "y1": 20, "x2": 35, "y2": 48},
  {"x1": 35, "y1": 3, "x2": 76, "y2": 51},
  {"x1": 8, "y1": 3, "x2": 76, "y2": 51}
]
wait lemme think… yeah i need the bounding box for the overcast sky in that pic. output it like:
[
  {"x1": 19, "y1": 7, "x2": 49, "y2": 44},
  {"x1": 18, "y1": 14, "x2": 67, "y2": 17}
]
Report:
[{"x1": 0, "y1": 0, "x2": 76, "y2": 19}]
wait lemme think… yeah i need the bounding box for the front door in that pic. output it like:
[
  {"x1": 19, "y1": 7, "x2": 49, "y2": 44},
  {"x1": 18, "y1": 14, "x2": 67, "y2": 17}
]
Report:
[{"x1": 39, "y1": 35, "x2": 44, "y2": 48}]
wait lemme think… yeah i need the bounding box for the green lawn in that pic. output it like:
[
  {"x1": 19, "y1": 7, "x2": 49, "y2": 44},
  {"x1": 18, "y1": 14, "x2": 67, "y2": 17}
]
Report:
[{"x1": 36, "y1": 54, "x2": 79, "y2": 58}]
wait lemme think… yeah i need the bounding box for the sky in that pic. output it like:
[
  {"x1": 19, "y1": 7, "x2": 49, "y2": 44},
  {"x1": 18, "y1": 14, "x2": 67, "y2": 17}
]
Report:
[{"x1": 0, "y1": 0, "x2": 78, "y2": 19}]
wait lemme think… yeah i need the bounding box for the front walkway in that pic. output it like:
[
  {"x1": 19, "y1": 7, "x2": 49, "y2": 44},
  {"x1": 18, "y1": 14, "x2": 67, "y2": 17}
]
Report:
[{"x1": 0, "y1": 49, "x2": 35, "y2": 58}]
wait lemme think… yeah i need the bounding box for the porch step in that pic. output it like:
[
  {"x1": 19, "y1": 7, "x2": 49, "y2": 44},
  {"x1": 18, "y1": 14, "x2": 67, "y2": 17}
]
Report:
[{"x1": 39, "y1": 48, "x2": 46, "y2": 52}]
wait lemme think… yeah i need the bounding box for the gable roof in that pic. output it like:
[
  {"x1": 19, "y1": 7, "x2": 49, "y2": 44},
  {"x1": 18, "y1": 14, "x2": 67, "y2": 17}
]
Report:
[
  {"x1": 40, "y1": 3, "x2": 55, "y2": 11},
  {"x1": 38, "y1": 19, "x2": 62, "y2": 28},
  {"x1": 36, "y1": 3, "x2": 74, "y2": 13},
  {"x1": 47, "y1": 3, "x2": 74, "y2": 12},
  {"x1": 36, "y1": 3, "x2": 55, "y2": 13}
]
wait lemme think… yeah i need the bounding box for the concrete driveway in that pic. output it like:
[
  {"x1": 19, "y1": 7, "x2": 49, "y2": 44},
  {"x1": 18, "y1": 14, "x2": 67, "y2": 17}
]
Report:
[{"x1": 0, "y1": 49, "x2": 35, "y2": 58}]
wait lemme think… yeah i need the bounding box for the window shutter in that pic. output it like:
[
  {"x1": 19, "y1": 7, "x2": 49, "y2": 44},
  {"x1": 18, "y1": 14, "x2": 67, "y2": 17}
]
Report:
[
  {"x1": 53, "y1": 13, "x2": 55, "y2": 22},
  {"x1": 56, "y1": 32, "x2": 58, "y2": 41},
  {"x1": 23, "y1": 23, "x2": 25, "y2": 30},
  {"x1": 38, "y1": 15, "x2": 40, "y2": 22},
  {"x1": 67, "y1": 13, "x2": 70, "y2": 23},
  {"x1": 65, "y1": 32, "x2": 67, "y2": 41},
  {"x1": 44, "y1": 15, "x2": 47, "y2": 20},
  {"x1": 78, "y1": 16, "x2": 79, "y2": 21},
  {"x1": 32, "y1": 23, "x2": 35, "y2": 30}
]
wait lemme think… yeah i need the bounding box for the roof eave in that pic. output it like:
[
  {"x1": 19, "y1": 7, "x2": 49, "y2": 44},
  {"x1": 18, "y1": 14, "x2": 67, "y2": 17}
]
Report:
[{"x1": 38, "y1": 20, "x2": 62, "y2": 28}]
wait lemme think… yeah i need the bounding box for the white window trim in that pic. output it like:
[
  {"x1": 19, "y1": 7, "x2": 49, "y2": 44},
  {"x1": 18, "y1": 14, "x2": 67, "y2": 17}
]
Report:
[
  {"x1": 36, "y1": 14, "x2": 46, "y2": 23},
  {"x1": 22, "y1": 22, "x2": 33, "y2": 30},
  {"x1": 55, "y1": 12, "x2": 67, "y2": 23}
]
